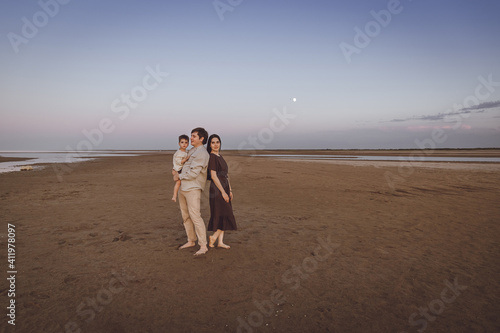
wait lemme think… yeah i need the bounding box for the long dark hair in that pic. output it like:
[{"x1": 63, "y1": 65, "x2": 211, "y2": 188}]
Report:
[{"x1": 207, "y1": 134, "x2": 221, "y2": 154}]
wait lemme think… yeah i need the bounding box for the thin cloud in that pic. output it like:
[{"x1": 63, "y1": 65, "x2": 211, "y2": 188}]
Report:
[
  {"x1": 461, "y1": 100, "x2": 500, "y2": 111},
  {"x1": 384, "y1": 100, "x2": 499, "y2": 123},
  {"x1": 386, "y1": 110, "x2": 484, "y2": 122}
]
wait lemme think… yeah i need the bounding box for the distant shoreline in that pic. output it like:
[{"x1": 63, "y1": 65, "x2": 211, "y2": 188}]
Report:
[
  {"x1": 2, "y1": 148, "x2": 500, "y2": 161},
  {"x1": 225, "y1": 148, "x2": 500, "y2": 158}
]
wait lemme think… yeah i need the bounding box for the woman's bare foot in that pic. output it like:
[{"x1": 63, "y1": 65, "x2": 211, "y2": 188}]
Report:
[
  {"x1": 194, "y1": 246, "x2": 208, "y2": 256},
  {"x1": 178, "y1": 241, "x2": 195, "y2": 250},
  {"x1": 208, "y1": 235, "x2": 216, "y2": 248},
  {"x1": 218, "y1": 243, "x2": 230, "y2": 249}
]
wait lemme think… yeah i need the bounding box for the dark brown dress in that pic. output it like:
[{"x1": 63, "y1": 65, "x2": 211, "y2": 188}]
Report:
[{"x1": 207, "y1": 153, "x2": 237, "y2": 231}]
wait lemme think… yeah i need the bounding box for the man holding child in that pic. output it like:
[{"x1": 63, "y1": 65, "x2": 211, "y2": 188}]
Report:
[{"x1": 173, "y1": 127, "x2": 210, "y2": 256}]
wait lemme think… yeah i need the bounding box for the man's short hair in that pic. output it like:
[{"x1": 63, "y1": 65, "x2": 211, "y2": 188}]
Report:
[
  {"x1": 191, "y1": 127, "x2": 208, "y2": 145},
  {"x1": 178, "y1": 134, "x2": 189, "y2": 142}
]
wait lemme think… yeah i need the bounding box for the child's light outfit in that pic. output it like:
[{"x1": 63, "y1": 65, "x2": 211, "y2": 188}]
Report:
[{"x1": 173, "y1": 149, "x2": 188, "y2": 180}]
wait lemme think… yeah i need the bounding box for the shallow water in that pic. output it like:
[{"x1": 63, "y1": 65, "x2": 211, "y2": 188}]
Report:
[
  {"x1": 0, "y1": 151, "x2": 145, "y2": 173},
  {"x1": 250, "y1": 154, "x2": 500, "y2": 163}
]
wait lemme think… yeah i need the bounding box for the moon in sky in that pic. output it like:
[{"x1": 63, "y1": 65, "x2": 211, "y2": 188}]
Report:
[{"x1": 292, "y1": 98, "x2": 297, "y2": 102}]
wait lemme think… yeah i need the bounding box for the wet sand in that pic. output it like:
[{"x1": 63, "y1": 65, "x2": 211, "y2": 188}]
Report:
[
  {"x1": 0, "y1": 157, "x2": 34, "y2": 163},
  {"x1": 0, "y1": 150, "x2": 499, "y2": 332}
]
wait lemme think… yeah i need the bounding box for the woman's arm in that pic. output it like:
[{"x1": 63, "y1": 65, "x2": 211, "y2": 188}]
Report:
[
  {"x1": 228, "y1": 175, "x2": 233, "y2": 200},
  {"x1": 211, "y1": 170, "x2": 230, "y2": 202}
]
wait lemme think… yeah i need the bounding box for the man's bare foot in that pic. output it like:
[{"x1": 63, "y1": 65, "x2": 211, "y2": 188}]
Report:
[
  {"x1": 218, "y1": 243, "x2": 230, "y2": 249},
  {"x1": 171, "y1": 197, "x2": 177, "y2": 202},
  {"x1": 179, "y1": 241, "x2": 195, "y2": 250},
  {"x1": 194, "y1": 247, "x2": 208, "y2": 256},
  {"x1": 208, "y1": 235, "x2": 216, "y2": 248}
]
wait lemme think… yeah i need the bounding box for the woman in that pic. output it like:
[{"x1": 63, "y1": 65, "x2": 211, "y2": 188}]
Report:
[{"x1": 207, "y1": 134, "x2": 237, "y2": 249}]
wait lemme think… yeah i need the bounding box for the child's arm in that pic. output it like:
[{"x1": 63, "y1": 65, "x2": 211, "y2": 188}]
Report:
[
  {"x1": 180, "y1": 149, "x2": 191, "y2": 164},
  {"x1": 173, "y1": 151, "x2": 187, "y2": 171}
]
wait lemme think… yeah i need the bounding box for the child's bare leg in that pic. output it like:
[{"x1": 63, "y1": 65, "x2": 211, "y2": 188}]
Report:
[{"x1": 172, "y1": 180, "x2": 181, "y2": 202}]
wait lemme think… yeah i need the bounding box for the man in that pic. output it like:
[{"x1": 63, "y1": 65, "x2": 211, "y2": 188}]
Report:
[{"x1": 174, "y1": 127, "x2": 210, "y2": 256}]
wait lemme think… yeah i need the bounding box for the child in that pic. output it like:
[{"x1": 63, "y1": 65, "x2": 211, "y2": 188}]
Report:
[{"x1": 172, "y1": 134, "x2": 190, "y2": 202}]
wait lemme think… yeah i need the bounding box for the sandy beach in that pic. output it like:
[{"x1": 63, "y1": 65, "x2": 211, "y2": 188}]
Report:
[{"x1": 1, "y1": 150, "x2": 499, "y2": 332}]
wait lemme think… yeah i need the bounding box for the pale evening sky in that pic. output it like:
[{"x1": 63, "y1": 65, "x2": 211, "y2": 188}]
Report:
[{"x1": 1, "y1": 0, "x2": 499, "y2": 151}]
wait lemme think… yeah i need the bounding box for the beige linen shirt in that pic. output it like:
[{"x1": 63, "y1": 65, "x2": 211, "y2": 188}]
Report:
[{"x1": 179, "y1": 145, "x2": 209, "y2": 191}]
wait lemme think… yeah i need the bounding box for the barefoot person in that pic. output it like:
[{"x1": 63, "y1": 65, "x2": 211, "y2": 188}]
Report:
[
  {"x1": 174, "y1": 127, "x2": 210, "y2": 256},
  {"x1": 171, "y1": 134, "x2": 189, "y2": 202},
  {"x1": 206, "y1": 134, "x2": 237, "y2": 249}
]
